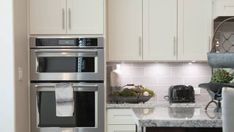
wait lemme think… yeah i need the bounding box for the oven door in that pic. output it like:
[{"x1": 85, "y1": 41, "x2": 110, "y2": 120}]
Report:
[
  {"x1": 30, "y1": 49, "x2": 104, "y2": 81},
  {"x1": 30, "y1": 83, "x2": 104, "y2": 132}
]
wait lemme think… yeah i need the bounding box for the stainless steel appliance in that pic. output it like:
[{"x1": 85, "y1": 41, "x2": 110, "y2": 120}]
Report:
[
  {"x1": 165, "y1": 85, "x2": 195, "y2": 103},
  {"x1": 30, "y1": 37, "x2": 104, "y2": 132},
  {"x1": 30, "y1": 82, "x2": 104, "y2": 132},
  {"x1": 30, "y1": 37, "x2": 104, "y2": 81}
]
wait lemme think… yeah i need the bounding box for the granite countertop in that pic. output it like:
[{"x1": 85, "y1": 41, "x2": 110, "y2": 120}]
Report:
[
  {"x1": 106, "y1": 102, "x2": 203, "y2": 109},
  {"x1": 107, "y1": 103, "x2": 222, "y2": 128},
  {"x1": 106, "y1": 102, "x2": 157, "y2": 108},
  {"x1": 133, "y1": 106, "x2": 222, "y2": 128}
]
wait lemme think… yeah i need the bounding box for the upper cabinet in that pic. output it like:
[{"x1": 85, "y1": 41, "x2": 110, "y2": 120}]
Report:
[
  {"x1": 143, "y1": 0, "x2": 177, "y2": 61},
  {"x1": 66, "y1": 0, "x2": 104, "y2": 34},
  {"x1": 30, "y1": 0, "x2": 104, "y2": 34},
  {"x1": 177, "y1": 0, "x2": 212, "y2": 61},
  {"x1": 107, "y1": 0, "x2": 213, "y2": 61},
  {"x1": 30, "y1": 0, "x2": 66, "y2": 34},
  {"x1": 107, "y1": 0, "x2": 142, "y2": 61}
]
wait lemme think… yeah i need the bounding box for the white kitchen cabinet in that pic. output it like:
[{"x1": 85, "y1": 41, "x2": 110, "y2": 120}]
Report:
[
  {"x1": 67, "y1": 0, "x2": 103, "y2": 34},
  {"x1": 108, "y1": 125, "x2": 136, "y2": 132},
  {"x1": 107, "y1": 0, "x2": 143, "y2": 61},
  {"x1": 30, "y1": 0, "x2": 103, "y2": 34},
  {"x1": 30, "y1": 0, "x2": 66, "y2": 34},
  {"x1": 107, "y1": 109, "x2": 137, "y2": 132},
  {"x1": 107, "y1": 0, "x2": 212, "y2": 61},
  {"x1": 214, "y1": 0, "x2": 234, "y2": 18},
  {"x1": 177, "y1": 0, "x2": 212, "y2": 61},
  {"x1": 143, "y1": 0, "x2": 177, "y2": 61}
]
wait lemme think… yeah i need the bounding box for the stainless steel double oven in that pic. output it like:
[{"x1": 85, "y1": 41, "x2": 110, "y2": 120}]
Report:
[{"x1": 30, "y1": 37, "x2": 104, "y2": 132}]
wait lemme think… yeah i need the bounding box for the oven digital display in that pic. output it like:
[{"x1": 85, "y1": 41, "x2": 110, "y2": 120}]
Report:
[{"x1": 58, "y1": 40, "x2": 76, "y2": 46}]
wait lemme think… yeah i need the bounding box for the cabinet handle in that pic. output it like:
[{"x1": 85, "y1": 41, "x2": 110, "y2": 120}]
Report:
[
  {"x1": 139, "y1": 36, "x2": 142, "y2": 57},
  {"x1": 68, "y1": 8, "x2": 71, "y2": 30},
  {"x1": 62, "y1": 8, "x2": 65, "y2": 29},
  {"x1": 173, "y1": 36, "x2": 176, "y2": 56}
]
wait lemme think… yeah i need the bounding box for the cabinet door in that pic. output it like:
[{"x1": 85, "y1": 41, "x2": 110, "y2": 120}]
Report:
[
  {"x1": 108, "y1": 0, "x2": 143, "y2": 61},
  {"x1": 214, "y1": 0, "x2": 234, "y2": 18},
  {"x1": 108, "y1": 125, "x2": 136, "y2": 132},
  {"x1": 107, "y1": 109, "x2": 136, "y2": 125},
  {"x1": 30, "y1": 0, "x2": 66, "y2": 34},
  {"x1": 67, "y1": 0, "x2": 104, "y2": 34},
  {"x1": 143, "y1": 0, "x2": 177, "y2": 61},
  {"x1": 178, "y1": 0, "x2": 212, "y2": 61}
]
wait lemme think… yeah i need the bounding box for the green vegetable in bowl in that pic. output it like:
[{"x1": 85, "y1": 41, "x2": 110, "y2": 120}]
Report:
[
  {"x1": 211, "y1": 69, "x2": 233, "y2": 83},
  {"x1": 112, "y1": 86, "x2": 155, "y2": 97},
  {"x1": 119, "y1": 88, "x2": 138, "y2": 97}
]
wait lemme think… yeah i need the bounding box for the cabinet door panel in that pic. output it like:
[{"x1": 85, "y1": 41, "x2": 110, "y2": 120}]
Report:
[
  {"x1": 214, "y1": 0, "x2": 234, "y2": 18},
  {"x1": 108, "y1": 0, "x2": 142, "y2": 61},
  {"x1": 143, "y1": 0, "x2": 177, "y2": 61},
  {"x1": 107, "y1": 109, "x2": 136, "y2": 125},
  {"x1": 178, "y1": 0, "x2": 212, "y2": 61},
  {"x1": 30, "y1": 0, "x2": 66, "y2": 34},
  {"x1": 108, "y1": 125, "x2": 136, "y2": 132},
  {"x1": 67, "y1": 0, "x2": 104, "y2": 34}
]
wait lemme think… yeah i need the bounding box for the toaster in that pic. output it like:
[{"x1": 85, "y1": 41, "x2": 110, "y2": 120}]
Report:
[{"x1": 167, "y1": 85, "x2": 195, "y2": 103}]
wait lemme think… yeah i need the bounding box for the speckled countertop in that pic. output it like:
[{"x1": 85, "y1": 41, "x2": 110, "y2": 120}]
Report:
[
  {"x1": 133, "y1": 106, "x2": 222, "y2": 128},
  {"x1": 106, "y1": 102, "x2": 157, "y2": 108},
  {"x1": 107, "y1": 103, "x2": 222, "y2": 128}
]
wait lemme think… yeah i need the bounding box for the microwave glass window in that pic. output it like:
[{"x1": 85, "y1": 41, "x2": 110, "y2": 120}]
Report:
[
  {"x1": 38, "y1": 57, "x2": 78, "y2": 72},
  {"x1": 38, "y1": 57, "x2": 95, "y2": 73},
  {"x1": 78, "y1": 57, "x2": 95, "y2": 72},
  {"x1": 38, "y1": 91, "x2": 95, "y2": 127}
]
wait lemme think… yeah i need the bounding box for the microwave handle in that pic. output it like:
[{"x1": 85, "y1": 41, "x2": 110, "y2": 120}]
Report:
[
  {"x1": 33, "y1": 49, "x2": 98, "y2": 53},
  {"x1": 34, "y1": 84, "x2": 98, "y2": 92},
  {"x1": 33, "y1": 49, "x2": 98, "y2": 57}
]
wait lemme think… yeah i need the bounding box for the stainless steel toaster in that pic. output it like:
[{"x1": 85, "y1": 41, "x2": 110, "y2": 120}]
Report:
[{"x1": 167, "y1": 85, "x2": 195, "y2": 103}]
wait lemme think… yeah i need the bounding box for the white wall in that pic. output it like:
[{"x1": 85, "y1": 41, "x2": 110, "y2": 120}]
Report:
[
  {"x1": 13, "y1": 0, "x2": 29, "y2": 131},
  {"x1": 0, "y1": 0, "x2": 15, "y2": 132},
  {"x1": 0, "y1": 0, "x2": 29, "y2": 132}
]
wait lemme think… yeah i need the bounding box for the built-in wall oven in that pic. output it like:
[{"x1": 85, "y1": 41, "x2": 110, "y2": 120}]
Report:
[
  {"x1": 30, "y1": 37, "x2": 104, "y2": 132},
  {"x1": 30, "y1": 82, "x2": 104, "y2": 132}
]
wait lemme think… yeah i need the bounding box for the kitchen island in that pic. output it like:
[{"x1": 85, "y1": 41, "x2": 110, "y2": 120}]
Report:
[
  {"x1": 107, "y1": 103, "x2": 222, "y2": 132},
  {"x1": 133, "y1": 106, "x2": 222, "y2": 132}
]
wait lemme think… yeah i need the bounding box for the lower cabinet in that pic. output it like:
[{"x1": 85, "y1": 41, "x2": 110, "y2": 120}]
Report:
[
  {"x1": 108, "y1": 125, "x2": 136, "y2": 132},
  {"x1": 146, "y1": 127, "x2": 222, "y2": 132},
  {"x1": 107, "y1": 109, "x2": 137, "y2": 132}
]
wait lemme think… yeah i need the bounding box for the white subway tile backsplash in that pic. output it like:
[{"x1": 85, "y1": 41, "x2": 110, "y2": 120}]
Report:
[{"x1": 107, "y1": 62, "x2": 212, "y2": 106}]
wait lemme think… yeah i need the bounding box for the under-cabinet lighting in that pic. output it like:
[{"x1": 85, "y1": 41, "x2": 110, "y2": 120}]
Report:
[{"x1": 113, "y1": 64, "x2": 121, "y2": 73}]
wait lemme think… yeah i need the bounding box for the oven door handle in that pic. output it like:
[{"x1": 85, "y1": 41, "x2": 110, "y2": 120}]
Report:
[
  {"x1": 34, "y1": 84, "x2": 98, "y2": 92},
  {"x1": 33, "y1": 49, "x2": 99, "y2": 57}
]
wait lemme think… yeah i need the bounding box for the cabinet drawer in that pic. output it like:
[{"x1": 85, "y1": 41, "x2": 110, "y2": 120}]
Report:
[
  {"x1": 107, "y1": 109, "x2": 136, "y2": 125},
  {"x1": 215, "y1": 1, "x2": 234, "y2": 17},
  {"x1": 108, "y1": 124, "x2": 136, "y2": 132}
]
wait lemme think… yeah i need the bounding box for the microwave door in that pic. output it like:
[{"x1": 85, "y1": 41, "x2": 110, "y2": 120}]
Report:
[{"x1": 30, "y1": 49, "x2": 104, "y2": 81}]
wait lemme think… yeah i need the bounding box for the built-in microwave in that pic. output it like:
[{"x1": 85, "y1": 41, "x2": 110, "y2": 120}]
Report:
[
  {"x1": 30, "y1": 37, "x2": 104, "y2": 81},
  {"x1": 30, "y1": 82, "x2": 104, "y2": 132}
]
